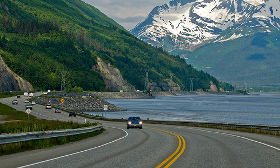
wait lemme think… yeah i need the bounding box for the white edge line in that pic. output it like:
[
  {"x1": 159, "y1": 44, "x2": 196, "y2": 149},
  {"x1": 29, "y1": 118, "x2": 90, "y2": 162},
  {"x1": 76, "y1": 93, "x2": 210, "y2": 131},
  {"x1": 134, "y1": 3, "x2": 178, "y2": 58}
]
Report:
[
  {"x1": 18, "y1": 127, "x2": 128, "y2": 168},
  {"x1": 189, "y1": 128, "x2": 280, "y2": 151}
]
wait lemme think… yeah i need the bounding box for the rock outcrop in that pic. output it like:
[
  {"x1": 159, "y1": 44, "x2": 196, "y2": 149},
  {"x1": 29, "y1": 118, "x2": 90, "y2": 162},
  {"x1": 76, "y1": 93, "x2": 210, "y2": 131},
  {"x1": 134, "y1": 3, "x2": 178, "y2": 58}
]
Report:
[
  {"x1": 93, "y1": 57, "x2": 135, "y2": 92},
  {"x1": 48, "y1": 91, "x2": 154, "y2": 99},
  {"x1": 36, "y1": 96, "x2": 126, "y2": 112},
  {"x1": 0, "y1": 55, "x2": 33, "y2": 92},
  {"x1": 209, "y1": 81, "x2": 218, "y2": 92}
]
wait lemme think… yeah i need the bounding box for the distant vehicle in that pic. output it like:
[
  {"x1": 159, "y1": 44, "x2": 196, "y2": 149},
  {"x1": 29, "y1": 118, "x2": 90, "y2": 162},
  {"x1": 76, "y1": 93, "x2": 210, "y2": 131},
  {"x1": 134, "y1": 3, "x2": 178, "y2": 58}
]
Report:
[
  {"x1": 127, "y1": 117, "x2": 143, "y2": 129},
  {"x1": 46, "y1": 104, "x2": 52, "y2": 109},
  {"x1": 12, "y1": 100, "x2": 18, "y2": 105},
  {"x1": 24, "y1": 92, "x2": 28, "y2": 97},
  {"x1": 17, "y1": 95, "x2": 20, "y2": 98},
  {"x1": 29, "y1": 93, "x2": 33, "y2": 97},
  {"x1": 55, "y1": 108, "x2": 61, "y2": 113},
  {"x1": 31, "y1": 101, "x2": 36, "y2": 105},
  {"x1": 43, "y1": 92, "x2": 48, "y2": 95},
  {"x1": 24, "y1": 99, "x2": 29, "y2": 103},
  {"x1": 25, "y1": 104, "x2": 32, "y2": 110},
  {"x1": 69, "y1": 111, "x2": 76, "y2": 117}
]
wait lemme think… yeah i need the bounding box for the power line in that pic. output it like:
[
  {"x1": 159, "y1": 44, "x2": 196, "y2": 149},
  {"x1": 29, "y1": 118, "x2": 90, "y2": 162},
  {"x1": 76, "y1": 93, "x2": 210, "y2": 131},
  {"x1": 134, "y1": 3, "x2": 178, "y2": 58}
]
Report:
[
  {"x1": 190, "y1": 78, "x2": 194, "y2": 92},
  {"x1": 144, "y1": 69, "x2": 149, "y2": 91}
]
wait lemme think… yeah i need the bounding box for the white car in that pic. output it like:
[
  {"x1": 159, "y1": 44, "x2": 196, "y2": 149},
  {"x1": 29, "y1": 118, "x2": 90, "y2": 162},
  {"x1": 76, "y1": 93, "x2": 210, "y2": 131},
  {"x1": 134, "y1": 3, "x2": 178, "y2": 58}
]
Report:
[
  {"x1": 46, "y1": 104, "x2": 52, "y2": 109},
  {"x1": 24, "y1": 99, "x2": 29, "y2": 103},
  {"x1": 31, "y1": 101, "x2": 36, "y2": 105}
]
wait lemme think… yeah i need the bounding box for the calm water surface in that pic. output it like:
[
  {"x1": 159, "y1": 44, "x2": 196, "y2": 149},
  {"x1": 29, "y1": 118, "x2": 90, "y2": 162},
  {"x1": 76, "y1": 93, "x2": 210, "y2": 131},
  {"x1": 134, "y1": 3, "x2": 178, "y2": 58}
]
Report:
[{"x1": 85, "y1": 93, "x2": 280, "y2": 125}]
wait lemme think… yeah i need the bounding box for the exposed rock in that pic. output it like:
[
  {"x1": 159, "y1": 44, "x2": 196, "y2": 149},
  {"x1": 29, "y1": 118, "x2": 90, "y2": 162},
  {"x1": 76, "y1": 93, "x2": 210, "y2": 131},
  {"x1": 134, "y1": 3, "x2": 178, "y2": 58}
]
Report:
[
  {"x1": 209, "y1": 81, "x2": 218, "y2": 92},
  {"x1": 0, "y1": 2, "x2": 10, "y2": 14},
  {"x1": 93, "y1": 57, "x2": 135, "y2": 91},
  {"x1": 0, "y1": 55, "x2": 33, "y2": 92},
  {"x1": 36, "y1": 96, "x2": 126, "y2": 112},
  {"x1": 48, "y1": 91, "x2": 154, "y2": 99}
]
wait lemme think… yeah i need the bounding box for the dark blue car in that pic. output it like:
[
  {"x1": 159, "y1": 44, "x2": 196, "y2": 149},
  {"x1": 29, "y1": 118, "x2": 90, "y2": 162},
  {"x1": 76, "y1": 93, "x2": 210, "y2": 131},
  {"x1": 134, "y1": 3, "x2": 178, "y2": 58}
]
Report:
[{"x1": 127, "y1": 117, "x2": 142, "y2": 129}]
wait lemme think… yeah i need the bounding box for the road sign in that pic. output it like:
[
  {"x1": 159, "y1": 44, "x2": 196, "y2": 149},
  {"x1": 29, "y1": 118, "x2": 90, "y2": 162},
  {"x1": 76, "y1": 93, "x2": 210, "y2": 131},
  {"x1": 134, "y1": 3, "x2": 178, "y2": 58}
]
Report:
[
  {"x1": 26, "y1": 108, "x2": 31, "y2": 114},
  {"x1": 104, "y1": 105, "x2": 108, "y2": 111},
  {"x1": 60, "y1": 98, "x2": 65, "y2": 103}
]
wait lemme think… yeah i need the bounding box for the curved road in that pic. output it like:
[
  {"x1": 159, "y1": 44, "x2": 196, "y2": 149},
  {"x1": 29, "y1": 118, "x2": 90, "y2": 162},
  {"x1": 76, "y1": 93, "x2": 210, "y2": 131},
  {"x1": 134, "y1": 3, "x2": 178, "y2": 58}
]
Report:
[{"x1": 0, "y1": 94, "x2": 280, "y2": 168}]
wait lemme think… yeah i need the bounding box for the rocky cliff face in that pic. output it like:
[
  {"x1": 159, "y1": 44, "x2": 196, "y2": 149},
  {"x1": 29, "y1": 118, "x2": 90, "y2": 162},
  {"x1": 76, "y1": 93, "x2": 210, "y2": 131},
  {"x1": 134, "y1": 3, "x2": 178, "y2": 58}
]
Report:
[
  {"x1": 93, "y1": 57, "x2": 135, "y2": 92},
  {"x1": 0, "y1": 55, "x2": 33, "y2": 92}
]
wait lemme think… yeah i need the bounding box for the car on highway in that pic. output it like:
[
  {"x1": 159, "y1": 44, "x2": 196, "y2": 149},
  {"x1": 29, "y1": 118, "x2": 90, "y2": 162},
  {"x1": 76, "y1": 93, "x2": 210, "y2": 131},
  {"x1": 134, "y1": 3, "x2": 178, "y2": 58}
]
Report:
[
  {"x1": 17, "y1": 95, "x2": 20, "y2": 98},
  {"x1": 127, "y1": 117, "x2": 142, "y2": 129},
  {"x1": 25, "y1": 104, "x2": 32, "y2": 110},
  {"x1": 12, "y1": 100, "x2": 18, "y2": 105},
  {"x1": 31, "y1": 101, "x2": 36, "y2": 105},
  {"x1": 46, "y1": 104, "x2": 52, "y2": 109},
  {"x1": 55, "y1": 108, "x2": 61, "y2": 113},
  {"x1": 69, "y1": 111, "x2": 76, "y2": 117},
  {"x1": 24, "y1": 99, "x2": 29, "y2": 103}
]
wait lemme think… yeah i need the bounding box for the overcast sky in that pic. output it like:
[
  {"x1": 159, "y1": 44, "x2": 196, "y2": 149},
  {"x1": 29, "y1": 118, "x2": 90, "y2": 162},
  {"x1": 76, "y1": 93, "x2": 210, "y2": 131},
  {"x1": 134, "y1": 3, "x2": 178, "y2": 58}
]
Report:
[{"x1": 82, "y1": 0, "x2": 171, "y2": 30}]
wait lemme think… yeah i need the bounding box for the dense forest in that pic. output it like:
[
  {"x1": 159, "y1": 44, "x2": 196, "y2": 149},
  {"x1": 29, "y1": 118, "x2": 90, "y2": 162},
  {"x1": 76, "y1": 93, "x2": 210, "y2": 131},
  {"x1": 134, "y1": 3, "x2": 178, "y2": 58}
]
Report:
[{"x1": 0, "y1": 0, "x2": 234, "y2": 92}]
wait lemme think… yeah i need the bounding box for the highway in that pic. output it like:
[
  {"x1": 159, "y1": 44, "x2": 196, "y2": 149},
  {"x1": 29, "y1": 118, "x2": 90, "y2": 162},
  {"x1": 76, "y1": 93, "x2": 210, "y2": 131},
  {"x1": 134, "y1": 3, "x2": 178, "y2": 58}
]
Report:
[{"x1": 0, "y1": 94, "x2": 280, "y2": 168}]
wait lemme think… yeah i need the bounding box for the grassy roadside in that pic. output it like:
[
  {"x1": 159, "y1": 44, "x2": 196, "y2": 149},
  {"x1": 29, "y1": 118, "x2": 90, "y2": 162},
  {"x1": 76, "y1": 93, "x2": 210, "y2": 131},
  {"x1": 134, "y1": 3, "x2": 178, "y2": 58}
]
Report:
[
  {"x1": 0, "y1": 103, "x2": 37, "y2": 121},
  {"x1": 0, "y1": 128, "x2": 104, "y2": 156},
  {"x1": 0, "y1": 92, "x2": 104, "y2": 156},
  {"x1": 0, "y1": 91, "x2": 23, "y2": 99},
  {"x1": 0, "y1": 129, "x2": 104, "y2": 156}
]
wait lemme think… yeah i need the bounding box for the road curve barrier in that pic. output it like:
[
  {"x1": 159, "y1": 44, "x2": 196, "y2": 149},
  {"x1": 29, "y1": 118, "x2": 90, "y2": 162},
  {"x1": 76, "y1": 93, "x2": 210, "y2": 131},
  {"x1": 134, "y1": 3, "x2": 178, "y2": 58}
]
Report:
[
  {"x1": 0, "y1": 126, "x2": 103, "y2": 145},
  {"x1": 145, "y1": 120, "x2": 280, "y2": 131}
]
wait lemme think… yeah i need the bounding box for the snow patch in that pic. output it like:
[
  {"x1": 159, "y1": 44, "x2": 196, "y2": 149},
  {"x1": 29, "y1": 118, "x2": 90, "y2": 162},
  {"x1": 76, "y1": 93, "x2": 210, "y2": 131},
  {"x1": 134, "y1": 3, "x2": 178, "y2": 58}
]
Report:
[
  {"x1": 215, "y1": 33, "x2": 244, "y2": 42},
  {"x1": 243, "y1": 0, "x2": 265, "y2": 6}
]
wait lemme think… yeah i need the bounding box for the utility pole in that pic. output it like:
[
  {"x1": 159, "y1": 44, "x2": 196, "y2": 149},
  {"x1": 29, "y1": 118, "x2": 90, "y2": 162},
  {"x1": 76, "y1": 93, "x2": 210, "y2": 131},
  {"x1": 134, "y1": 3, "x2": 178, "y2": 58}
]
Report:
[
  {"x1": 245, "y1": 83, "x2": 248, "y2": 92},
  {"x1": 190, "y1": 78, "x2": 194, "y2": 92},
  {"x1": 144, "y1": 69, "x2": 149, "y2": 91},
  {"x1": 170, "y1": 73, "x2": 173, "y2": 92},
  {"x1": 61, "y1": 71, "x2": 67, "y2": 92}
]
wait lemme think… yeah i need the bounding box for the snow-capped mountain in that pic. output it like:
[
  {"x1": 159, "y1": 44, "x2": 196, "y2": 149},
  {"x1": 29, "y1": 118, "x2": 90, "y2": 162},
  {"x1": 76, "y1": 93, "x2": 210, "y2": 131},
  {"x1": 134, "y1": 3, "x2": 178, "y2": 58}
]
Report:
[{"x1": 131, "y1": 0, "x2": 280, "y2": 51}]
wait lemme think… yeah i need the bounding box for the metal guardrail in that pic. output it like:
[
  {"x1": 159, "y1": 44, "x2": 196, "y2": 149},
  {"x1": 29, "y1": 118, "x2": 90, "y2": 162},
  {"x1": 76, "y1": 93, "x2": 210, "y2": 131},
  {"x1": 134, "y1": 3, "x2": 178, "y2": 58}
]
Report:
[
  {"x1": 0, "y1": 126, "x2": 103, "y2": 145},
  {"x1": 88, "y1": 116, "x2": 280, "y2": 132},
  {"x1": 145, "y1": 120, "x2": 280, "y2": 131}
]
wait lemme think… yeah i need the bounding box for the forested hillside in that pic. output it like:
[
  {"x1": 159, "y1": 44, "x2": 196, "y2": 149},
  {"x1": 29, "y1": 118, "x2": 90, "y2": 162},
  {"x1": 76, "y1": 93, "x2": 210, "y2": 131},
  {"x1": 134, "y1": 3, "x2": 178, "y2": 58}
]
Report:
[{"x1": 0, "y1": 0, "x2": 232, "y2": 92}]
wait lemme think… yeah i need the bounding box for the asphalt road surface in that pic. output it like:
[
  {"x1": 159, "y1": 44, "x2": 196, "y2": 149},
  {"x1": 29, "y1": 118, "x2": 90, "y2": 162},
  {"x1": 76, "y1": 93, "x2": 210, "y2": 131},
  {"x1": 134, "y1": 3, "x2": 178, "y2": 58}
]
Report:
[{"x1": 0, "y1": 93, "x2": 279, "y2": 168}]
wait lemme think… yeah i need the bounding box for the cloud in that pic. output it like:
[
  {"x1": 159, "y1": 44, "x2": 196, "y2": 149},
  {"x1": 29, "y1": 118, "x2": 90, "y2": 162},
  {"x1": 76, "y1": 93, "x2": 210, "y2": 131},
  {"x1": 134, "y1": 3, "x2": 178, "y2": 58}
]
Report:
[
  {"x1": 113, "y1": 15, "x2": 146, "y2": 30},
  {"x1": 82, "y1": 0, "x2": 170, "y2": 30}
]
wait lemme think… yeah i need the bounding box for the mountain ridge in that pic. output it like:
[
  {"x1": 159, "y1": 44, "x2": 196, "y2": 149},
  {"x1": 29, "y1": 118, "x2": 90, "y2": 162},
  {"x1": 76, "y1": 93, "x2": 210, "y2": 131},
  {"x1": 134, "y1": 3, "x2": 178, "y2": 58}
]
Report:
[
  {"x1": 0, "y1": 0, "x2": 232, "y2": 92},
  {"x1": 131, "y1": 0, "x2": 280, "y2": 90}
]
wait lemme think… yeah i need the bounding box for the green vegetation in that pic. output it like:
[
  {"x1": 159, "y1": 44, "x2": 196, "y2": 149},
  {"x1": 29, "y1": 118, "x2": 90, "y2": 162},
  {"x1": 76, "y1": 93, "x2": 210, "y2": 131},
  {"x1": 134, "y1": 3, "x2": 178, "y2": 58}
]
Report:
[
  {"x1": 0, "y1": 91, "x2": 23, "y2": 98},
  {"x1": 0, "y1": 91, "x2": 103, "y2": 155},
  {"x1": 0, "y1": 0, "x2": 232, "y2": 92},
  {"x1": 0, "y1": 100, "x2": 99, "y2": 134},
  {"x1": 0, "y1": 102, "x2": 36, "y2": 121},
  {"x1": 176, "y1": 29, "x2": 280, "y2": 90},
  {"x1": 0, "y1": 128, "x2": 104, "y2": 156},
  {"x1": 0, "y1": 119, "x2": 98, "y2": 134}
]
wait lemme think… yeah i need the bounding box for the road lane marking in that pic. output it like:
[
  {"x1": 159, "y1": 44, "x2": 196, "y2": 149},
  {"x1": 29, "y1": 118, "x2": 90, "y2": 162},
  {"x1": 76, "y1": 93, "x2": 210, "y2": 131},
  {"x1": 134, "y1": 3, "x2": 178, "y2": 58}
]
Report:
[
  {"x1": 18, "y1": 127, "x2": 128, "y2": 168},
  {"x1": 187, "y1": 127, "x2": 280, "y2": 151},
  {"x1": 151, "y1": 128, "x2": 186, "y2": 168}
]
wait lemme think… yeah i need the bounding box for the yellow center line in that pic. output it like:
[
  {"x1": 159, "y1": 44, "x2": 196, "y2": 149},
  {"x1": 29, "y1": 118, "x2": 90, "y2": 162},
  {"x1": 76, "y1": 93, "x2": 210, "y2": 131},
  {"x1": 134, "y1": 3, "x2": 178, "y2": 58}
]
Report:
[
  {"x1": 165, "y1": 134, "x2": 185, "y2": 168},
  {"x1": 150, "y1": 128, "x2": 186, "y2": 168}
]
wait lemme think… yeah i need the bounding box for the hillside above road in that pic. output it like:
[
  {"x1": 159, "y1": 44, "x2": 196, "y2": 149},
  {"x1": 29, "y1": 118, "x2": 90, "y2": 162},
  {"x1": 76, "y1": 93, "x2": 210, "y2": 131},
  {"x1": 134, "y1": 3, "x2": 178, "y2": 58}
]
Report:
[{"x1": 0, "y1": 0, "x2": 232, "y2": 92}]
